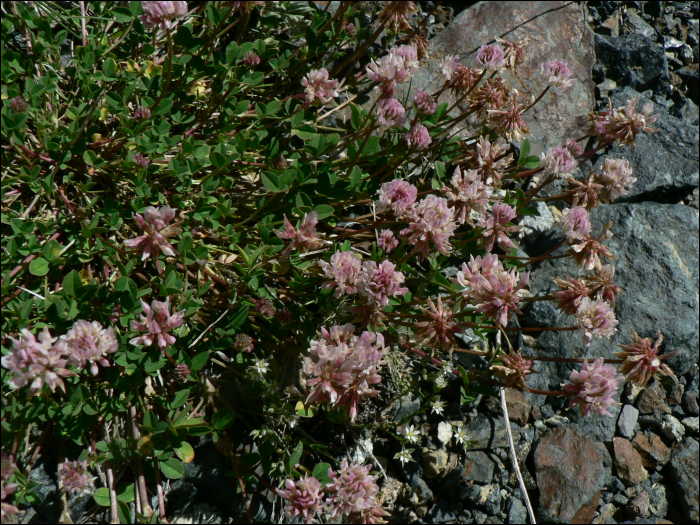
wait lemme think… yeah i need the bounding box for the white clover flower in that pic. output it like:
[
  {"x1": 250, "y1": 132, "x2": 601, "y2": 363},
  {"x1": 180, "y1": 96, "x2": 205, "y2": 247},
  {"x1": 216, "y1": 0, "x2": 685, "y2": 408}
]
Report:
[
  {"x1": 394, "y1": 447, "x2": 415, "y2": 466},
  {"x1": 403, "y1": 424, "x2": 421, "y2": 444},
  {"x1": 430, "y1": 398, "x2": 446, "y2": 415}
]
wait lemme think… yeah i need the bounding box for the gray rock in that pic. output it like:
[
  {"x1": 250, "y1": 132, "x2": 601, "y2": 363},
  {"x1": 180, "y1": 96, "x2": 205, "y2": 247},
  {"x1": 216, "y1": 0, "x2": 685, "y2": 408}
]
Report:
[
  {"x1": 544, "y1": 415, "x2": 570, "y2": 428},
  {"x1": 437, "y1": 421, "x2": 453, "y2": 446},
  {"x1": 660, "y1": 414, "x2": 685, "y2": 442},
  {"x1": 648, "y1": 482, "x2": 668, "y2": 518},
  {"x1": 591, "y1": 87, "x2": 700, "y2": 202},
  {"x1": 626, "y1": 12, "x2": 658, "y2": 41},
  {"x1": 405, "y1": 1, "x2": 595, "y2": 155},
  {"x1": 668, "y1": 438, "x2": 700, "y2": 521},
  {"x1": 534, "y1": 428, "x2": 605, "y2": 523},
  {"x1": 682, "y1": 416, "x2": 700, "y2": 433},
  {"x1": 521, "y1": 201, "x2": 556, "y2": 247},
  {"x1": 27, "y1": 458, "x2": 60, "y2": 523},
  {"x1": 677, "y1": 66, "x2": 700, "y2": 105},
  {"x1": 426, "y1": 499, "x2": 457, "y2": 524},
  {"x1": 461, "y1": 483, "x2": 503, "y2": 515},
  {"x1": 393, "y1": 395, "x2": 422, "y2": 422},
  {"x1": 463, "y1": 451, "x2": 500, "y2": 484},
  {"x1": 595, "y1": 33, "x2": 669, "y2": 90},
  {"x1": 506, "y1": 496, "x2": 528, "y2": 524},
  {"x1": 618, "y1": 405, "x2": 640, "y2": 439},
  {"x1": 524, "y1": 203, "x2": 699, "y2": 387},
  {"x1": 412, "y1": 476, "x2": 434, "y2": 502},
  {"x1": 464, "y1": 414, "x2": 520, "y2": 449}
]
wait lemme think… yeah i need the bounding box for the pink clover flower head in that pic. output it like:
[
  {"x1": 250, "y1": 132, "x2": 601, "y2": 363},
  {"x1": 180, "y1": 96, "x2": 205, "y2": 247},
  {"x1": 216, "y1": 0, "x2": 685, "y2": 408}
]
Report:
[
  {"x1": 132, "y1": 152, "x2": 151, "y2": 169},
  {"x1": 376, "y1": 98, "x2": 406, "y2": 129},
  {"x1": 488, "y1": 90, "x2": 530, "y2": 141},
  {"x1": 495, "y1": 36, "x2": 525, "y2": 69},
  {"x1": 256, "y1": 298, "x2": 276, "y2": 318},
  {"x1": 443, "y1": 166, "x2": 493, "y2": 226},
  {"x1": 470, "y1": 78, "x2": 509, "y2": 118},
  {"x1": 326, "y1": 460, "x2": 380, "y2": 518},
  {"x1": 552, "y1": 275, "x2": 590, "y2": 316},
  {"x1": 133, "y1": 106, "x2": 152, "y2": 119},
  {"x1": 608, "y1": 96, "x2": 659, "y2": 146},
  {"x1": 456, "y1": 254, "x2": 529, "y2": 326},
  {"x1": 574, "y1": 297, "x2": 618, "y2": 346},
  {"x1": 274, "y1": 211, "x2": 323, "y2": 257},
  {"x1": 412, "y1": 89, "x2": 437, "y2": 115},
  {"x1": 569, "y1": 176, "x2": 604, "y2": 210},
  {"x1": 377, "y1": 179, "x2": 417, "y2": 216},
  {"x1": 234, "y1": 333, "x2": 254, "y2": 353},
  {"x1": 596, "y1": 158, "x2": 636, "y2": 202},
  {"x1": 123, "y1": 206, "x2": 181, "y2": 261},
  {"x1": 367, "y1": 46, "x2": 417, "y2": 95},
  {"x1": 140, "y1": 1, "x2": 188, "y2": 30},
  {"x1": 321, "y1": 250, "x2": 362, "y2": 298},
  {"x1": 491, "y1": 351, "x2": 533, "y2": 389},
  {"x1": 58, "y1": 320, "x2": 118, "y2": 376},
  {"x1": 569, "y1": 224, "x2": 614, "y2": 270},
  {"x1": 614, "y1": 328, "x2": 678, "y2": 388},
  {"x1": 414, "y1": 295, "x2": 460, "y2": 351},
  {"x1": 8, "y1": 96, "x2": 29, "y2": 113},
  {"x1": 540, "y1": 146, "x2": 577, "y2": 177},
  {"x1": 558, "y1": 206, "x2": 591, "y2": 242},
  {"x1": 173, "y1": 363, "x2": 190, "y2": 382},
  {"x1": 441, "y1": 55, "x2": 461, "y2": 81},
  {"x1": 476, "y1": 43, "x2": 506, "y2": 70},
  {"x1": 376, "y1": 1, "x2": 418, "y2": 34},
  {"x1": 562, "y1": 358, "x2": 623, "y2": 417},
  {"x1": 584, "y1": 264, "x2": 621, "y2": 305},
  {"x1": 303, "y1": 324, "x2": 386, "y2": 421},
  {"x1": 301, "y1": 68, "x2": 339, "y2": 107},
  {"x1": 400, "y1": 194, "x2": 458, "y2": 257},
  {"x1": 348, "y1": 504, "x2": 390, "y2": 524},
  {"x1": 1, "y1": 452, "x2": 19, "y2": 523},
  {"x1": 390, "y1": 44, "x2": 419, "y2": 76},
  {"x1": 377, "y1": 229, "x2": 399, "y2": 253},
  {"x1": 130, "y1": 297, "x2": 185, "y2": 350},
  {"x1": 241, "y1": 51, "x2": 261, "y2": 67},
  {"x1": 565, "y1": 139, "x2": 584, "y2": 158},
  {"x1": 345, "y1": 22, "x2": 356, "y2": 37},
  {"x1": 1, "y1": 327, "x2": 72, "y2": 397},
  {"x1": 404, "y1": 123, "x2": 431, "y2": 150},
  {"x1": 475, "y1": 136, "x2": 513, "y2": 186},
  {"x1": 477, "y1": 202, "x2": 522, "y2": 253},
  {"x1": 58, "y1": 459, "x2": 95, "y2": 495},
  {"x1": 276, "y1": 474, "x2": 324, "y2": 524},
  {"x1": 358, "y1": 260, "x2": 408, "y2": 307},
  {"x1": 541, "y1": 59, "x2": 575, "y2": 89}
]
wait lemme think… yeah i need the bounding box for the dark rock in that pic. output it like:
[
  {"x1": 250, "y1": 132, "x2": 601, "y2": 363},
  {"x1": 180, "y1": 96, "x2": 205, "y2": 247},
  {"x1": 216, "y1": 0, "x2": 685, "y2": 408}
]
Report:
[
  {"x1": 412, "y1": 476, "x2": 434, "y2": 502},
  {"x1": 682, "y1": 390, "x2": 699, "y2": 415},
  {"x1": 648, "y1": 481, "x2": 668, "y2": 518},
  {"x1": 393, "y1": 395, "x2": 422, "y2": 422},
  {"x1": 677, "y1": 66, "x2": 700, "y2": 104},
  {"x1": 613, "y1": 492, "x2": 630, "y2": 505},
  {"x1": 27, "y1": 457, "x2": 60, "y2": 524},
  {"x1": 461, "y1": 484, "x2": 503, "y2": 515},
  {"x1": 660, "y1": 414, "x2": 685, "y2": 441},
  {"x1": 618, "y1": 404, "x2": 640, "y2": 439},
  {"x1": 524, "y1": 202, "x2": 700, "y2": 388},
  {"x1": 613, "y1": 437, "x2": 649, "y2": 485},
  {"x1": 463, "y1": 451, "x2": 500, "y2": 484},
  {"x1": 534, "y1": 428, "x2": 605, "y2": 523},
  {"x1": 668, "y1": 438, "x2": 699, "y2": 521},
  {"x1": 426, "y1": 499, "x2": 457, "y2": 523},
  {"x1": 410, "y1": 1, "x2": 595, "y2": 155},
  {"x1": 637, "y1": 382, "x2": 672, "y2": 418},
  {"x1": 595, "y1": 33, "x2": 669, "y2": 90},
  {"x1": 626, "y1": 12, "x2": 659, "y2": 40},
  {"x1": 506, "y1": 496, "x2": 528, "y2": 524},
  {"x1": 592, "y1": 87, "x2": 700, "y2": 202},
  {"x1": 464, "y1": 414, "x2": 520, "y2": 449},
  {"x1": 628, "y1": 491, "x2": 651, "y2": 519},
  {"x1": 569, "y1": 399, "x2": 621, "y2": 442},
  {"x1": 631, "y1": 432, "x2": 671, "y2": 470}
]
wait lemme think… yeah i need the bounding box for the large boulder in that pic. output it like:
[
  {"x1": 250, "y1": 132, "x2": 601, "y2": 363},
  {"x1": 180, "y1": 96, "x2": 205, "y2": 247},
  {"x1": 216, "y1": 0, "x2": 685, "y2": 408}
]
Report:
[{"x1": 402, "y1": 1, "x2": 596, "y2": 154}]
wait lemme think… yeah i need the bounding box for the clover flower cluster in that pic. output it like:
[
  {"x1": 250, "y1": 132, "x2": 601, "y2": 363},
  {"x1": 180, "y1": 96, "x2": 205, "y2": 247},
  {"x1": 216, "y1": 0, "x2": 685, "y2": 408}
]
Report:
[
  {"x1": 413, "y1": 89, "x2": 437, "y2": 114},
  {"x1": 367, "y1": 44, "x2": 418, "y2": 98},
  {"x1": 277, "y1": 461, "x2": 385, "y2": 524},
  {"x1": 1, "y1": 452, "x2": 19, "y2": 523},
  {"x1": 376, "y1": 0, "x2": 418, "y2": 35},
  {"x1": 124, "y1": 206, "x2": 181, "y2": 262},
  {"x1": 562, "y1": 358, "x2": 623, "y2": 416},
  {"x1": 274, "y1": 211, "x2": 324, "y2": 257},
  {"x1": 357, "y1": 260, "x2": 408, "y2": 308},
  {"x1": 301, "y1": 68, "x2": 339, "y2": 107},
  {"x1": 377, "y1": 229, "x2": 399, "y2": 253},
  {"x1": 491, "y1": 351, "x2": 533, "y2": 389},
  {"x1": 321, "y1": 250, "x2": 362, "y2": 298},
  {"x1": 475, "y1": 136, "x2": 513, "y2": 186},
  {"x1": 414, "y1": 295, "x2": 461, "y2": 351},
  {"x1": 405, "y1": 123, "x2": 431, "y2": 150},
  {"x1": 476, "y1": 43, "x2": 506, "y2": 70},
  {"x1": 140, "y1": 1, "x2": 188, "y2": 31},
  {"x1": 587, "y1": 96, "x2": 659, "y2": 147},
  {"x1": 377, "y1": 179, "x2": 417, "y2": 216},
  {"x1": 443, "y1": 166, "x2": 493, "y2": 226},
  {"x1": 2, "y1": 327, "x2": 73, "y2": 397},
  {"x1": 302, "y1": 324, "x2": 386, "y2": 421},
  {"x1": 130, "y1": 297, "x2": 185, "y2": 350},
  {"x1": 400, "y1": 194, "x2": 458, "y2": 257},
  {"x1": 614, "y1": 328, "x2": 678, "y2": 387},
  {"x1": 553, "y1": 264, "x2": 621, "y2": 315},
  {"x1": 57, "y1": 320, "x2": 118, "y2": 376},
  {"x1": 58, "y1": 459, "x2": 95, "y2": 495},
  {"x1": 477, "y1": 202, "x2": 521, "y2": 253},
  {"x1": 541, "y1": 59, "x2": 575, "y2": 89},
  {"x1": 456, "y1": 254, "x2": 529, "y2": 326},
  {"x1": 574, "y1": 296, "x2": 619, "y2": 346},
  {"x1": 540, "y1": 145, "x2": 577, "y2": 177},
  {"x1": 568, "y1": 157, "x2": 637, "y2": 209}
]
